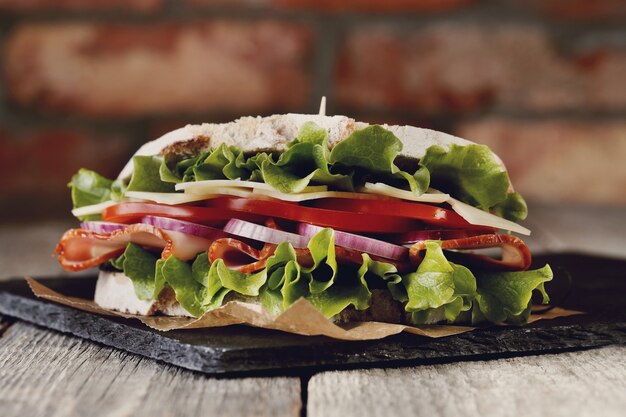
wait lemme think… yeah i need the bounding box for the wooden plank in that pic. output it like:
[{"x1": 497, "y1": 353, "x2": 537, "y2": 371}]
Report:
[
  {"x1": 0, "y1": 322, "x2": 301, "y2": 417},
  {"x1": 308, "y1": 345, "x2": 626, "y2": 417}
]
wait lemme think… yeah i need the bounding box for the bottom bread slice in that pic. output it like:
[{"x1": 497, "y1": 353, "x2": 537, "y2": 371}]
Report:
[{"x1": 95, "y1": 270, "x2": 194, "y2": 317}]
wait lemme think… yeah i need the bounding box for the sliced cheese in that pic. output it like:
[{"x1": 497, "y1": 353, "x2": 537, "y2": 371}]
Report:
[
  {"x1": 75, "y1": 180, "x2": 530, "y2": 236},
  {"x1": 359, "y1": 183, "x2": 450, "y2": 204},
  {"x1": 360, "y1": 184, "x2": 531, "y2": 235},
  {"x1": 124, "y1": 191, "x2": 218, "y2": 205},
  {"x1": 177, "y1": 179, "x2": 328, "y2": 194},
  {"x1": 446, "y1": 197, "x2": 531, "y2": 236},
  {"x1": 176, "y1": 179, "x2": 273, "y2": 192},
  {"x1": 71, "y1": 201, "x2": 118, "y2": 218},
  {"x1": 251, "y1": 188, "x2": 388, "y2": 202},
  {"x1": 182, "y1": 186, "x2": 252, "y2": 198}
]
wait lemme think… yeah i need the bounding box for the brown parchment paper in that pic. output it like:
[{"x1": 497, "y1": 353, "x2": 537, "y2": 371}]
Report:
[{"x1": 26, "y1": 277, "x2": 583, "y2": 341}]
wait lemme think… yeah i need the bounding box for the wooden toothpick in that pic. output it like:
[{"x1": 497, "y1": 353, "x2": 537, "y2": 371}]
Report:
[{"x1": 318, "y1": 96, "x2": 327, "y2": 116}]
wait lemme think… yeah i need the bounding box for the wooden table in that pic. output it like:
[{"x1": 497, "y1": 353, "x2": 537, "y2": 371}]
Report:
[{"x1": 1, "y1": 203, "x2": 625, "y2": 417}]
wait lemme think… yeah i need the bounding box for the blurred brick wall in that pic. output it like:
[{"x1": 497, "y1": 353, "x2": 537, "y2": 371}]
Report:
[{"x1": 1, "y1": 1, "x2": 625, "y2": 221}]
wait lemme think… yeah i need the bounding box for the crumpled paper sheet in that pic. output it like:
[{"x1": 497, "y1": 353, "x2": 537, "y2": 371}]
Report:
[{"x1": 26, "y1": 277, "x2": 583, "y2": 341}]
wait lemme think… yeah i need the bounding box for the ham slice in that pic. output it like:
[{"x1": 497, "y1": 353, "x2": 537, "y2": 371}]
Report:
[
  {"x1": 55, "y1": 223, "x2": 213, "y2": 271},
  {"x1": 208, "y1": 238, "x2": 283, "y2": 273},
  {"x1": 56, "y1": 219, "x2": 523, "y2": 275},
  {"x1": 409, "y1": 234, "x2": 532, "y2": 271}
]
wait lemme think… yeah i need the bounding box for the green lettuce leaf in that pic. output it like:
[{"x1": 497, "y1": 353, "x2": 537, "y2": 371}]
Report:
[
  {"x1": 194, "y1": 144, "x2": 231, "y2": 181},
  {"x1": 279, "y1": 260, "x2": 308, "y2": 309},
  {"x1": 243, "y1": 152, "x2": 272, "y2": 182},
  {"x1": 108, "y1": 252, "x2": 125, "y2": 271},
  {"x1": 127, "y1": 155, "x2": 175, "y2": 193},
  {"x1": 161, "y1": 144, "x2": 266, "y2": 184},
  {"x1": 110, "y1": 178, "x2": 127, "y2": 202},
  {"x1": 68, "y1": 169, "x2": 114, "y2": 220},
  {"x1": 159, "y1": 151, "x2": 213, "y2": 184},
  {"x1": 202, "y1": 257, "x2": 268, "y2": 313},
  {"x1": 261, "y1": 231, "x2": 375, "y2": 318},
  {"x1": 360, "y1": 253, "x2": 405, "y2": 302},
  {"x1": 68, "y1": 169, "x2": 127, "y2": 220},
  {"x1": 211, "y1": 258, "x2": 267, "y2": 296},
  {"x1": 191, "y1": 143, "x2": 251, "y2": 181},
  {"x1": 329, "y1": 125, "x2": 429, "y2": 194},
  {"x1": 419, "y1": 144, "x2": 512, "y2": 211},
  {"x1": 222, "y1": 146, "x2": 253, "y2": 180},
  {"x1": 301, "y1": 230, "x2": 367, "y2": 317},
  {"x1": 304, "y1": 269, "x2": 370, "y2": 317},
  {"x1": 259, "y1": 242, "x2": 300, "y2": 316},
  {"x1": 261, "y1": 122, "x2": 353, "y2": 193},
  {"x1": 205, "y1": 261, "x2": 231, "y2": 310},
  {"x1": 474, "y1": 265, "x2": 552, "y2": 324},
  {"x1": 68, "y1": 169, "x2": 113, "y2": 209},
  {"x1": 295, "y1": 121, "x2": 328, "y2": 146},
  {"x1": 109, "y1": 243, "x2": 160, "y2": 300},
  {"x1": 159, "y1": 253, "x2": 209, "y2": 317},
  {"x1": 154, "y1": 258, "x2": 167, "y2": 300},
  {"x1": 303, "y1": 227, "x2": 338, "y2": 293},
  {"x1": 402, "y1": 241, "x2": 477, "y2": 324},
  {"x1": 492, "y1": 191, "x2": 528, "y2": 222},
  {"x1": 330, "y1": 125, "x2": 401, "y2": 174},
  {"x1": 159, "y1": 159, "x2": 185, "y2": 184}
]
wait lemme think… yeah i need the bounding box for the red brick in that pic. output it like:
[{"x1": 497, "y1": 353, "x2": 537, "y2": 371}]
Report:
[
  {"x1": 335, "y1": 25, "x2": 626, "y2": 115},
  {"x1": 0, "y1": 0, "x2": 162, "y2": 13},
  {"x1": 456, "y1": 119, "x2": 626, "y2": 204},
  {"x1": 184, "y1": 0, "x2": 476, "y2": 13},
  {"x1": 0, "y1": 128, "x2": 131, "y2": 195},
  {"x1": 4, "y1": 21, "x2": 313, "y2": 118},
  {"x1": 277, "y1": 0, "x2": 476, "y2": 12},
  {"x1": 509, "y1": 0, "x2": 626, "y2": 22}
]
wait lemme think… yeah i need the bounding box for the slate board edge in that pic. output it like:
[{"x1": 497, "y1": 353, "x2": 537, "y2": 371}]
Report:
[
  {"x1": 1, "y1": 288, "x2": 625, "y2": 376},
  {"x1": 0, "y1": 292, "x2": 233, "y2": 372}
]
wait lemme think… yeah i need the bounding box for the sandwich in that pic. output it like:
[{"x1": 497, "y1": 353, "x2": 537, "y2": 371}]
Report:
[{"x1": 55, "y1": 113, "x2": 552, "y2": 326}]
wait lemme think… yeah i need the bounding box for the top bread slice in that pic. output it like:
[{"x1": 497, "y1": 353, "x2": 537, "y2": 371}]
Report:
[{"x1": 118, "y1": 113, "x2": 506, "y2": 181}]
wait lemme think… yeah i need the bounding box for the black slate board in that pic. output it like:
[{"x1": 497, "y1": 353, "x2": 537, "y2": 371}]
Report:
[{"x1": 0, "y1": 252, "x2": 625, "y2": 376}]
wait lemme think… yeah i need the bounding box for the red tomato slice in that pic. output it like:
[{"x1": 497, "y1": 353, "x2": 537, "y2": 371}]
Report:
[
  {"x1": 205, "y1": 197, "x2": 421, "y2": 233},
  {"x1": 102, "y1": 202, "x2": 266, "y2": 226},
  {"x1": 311, "y1": 198, "x2": 472, "y2": 228}
]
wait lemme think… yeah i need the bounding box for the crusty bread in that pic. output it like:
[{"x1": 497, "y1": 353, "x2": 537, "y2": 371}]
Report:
[
  {"x1": 117, "y1": 113, "x2": 504, "y2": 180},
  {"x1": 95, "y1": 270, "x2": 194, "y2": 317}
]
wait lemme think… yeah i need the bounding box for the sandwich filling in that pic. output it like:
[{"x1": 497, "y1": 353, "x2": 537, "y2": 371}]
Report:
[{"x1": 56, "y1": 120, "x2": 551, "y2": 325}]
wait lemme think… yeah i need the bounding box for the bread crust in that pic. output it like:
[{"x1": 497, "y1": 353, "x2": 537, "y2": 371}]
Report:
[
  {"x1": 95, "y1": 270, "x2": 196, "y2": 317},
  {"x1": 161, "y1": 135, "x2": 210, "y2": 161}
]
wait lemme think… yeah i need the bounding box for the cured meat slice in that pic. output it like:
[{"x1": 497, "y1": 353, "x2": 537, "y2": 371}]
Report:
[
  {"x1": 55, "y1": 223, "x2": 213, "y2": 271},
  {"x1": 409, "y1": 234, "x2": 532, "y2": 271}
]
